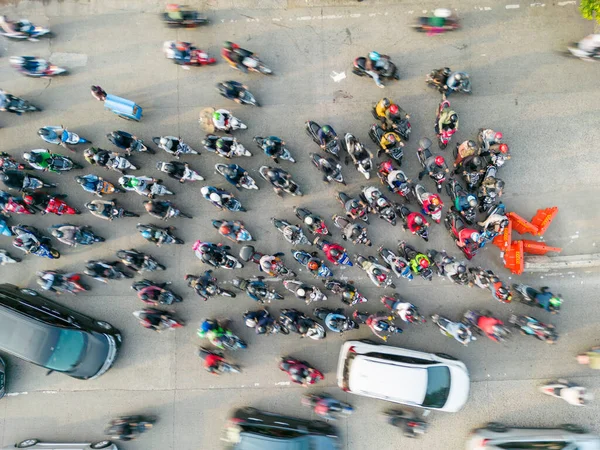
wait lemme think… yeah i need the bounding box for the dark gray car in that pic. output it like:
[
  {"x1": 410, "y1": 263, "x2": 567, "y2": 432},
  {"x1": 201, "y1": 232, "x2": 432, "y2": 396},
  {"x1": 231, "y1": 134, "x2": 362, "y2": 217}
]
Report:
[
  {"x1": 222, "y1": 407, "x2": 340, "y2": 449},
  {"x1": 0, "y1": 356, "x2": 5, "y2": 399}
]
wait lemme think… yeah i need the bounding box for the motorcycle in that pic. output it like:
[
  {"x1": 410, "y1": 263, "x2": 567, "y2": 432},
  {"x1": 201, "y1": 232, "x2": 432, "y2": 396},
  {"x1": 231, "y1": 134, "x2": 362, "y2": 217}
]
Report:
[
  {"x1": 478, "y1": 165, "x2": 502, "y2": 214},
  {"x1": 301, "y1": 394, "x2": 354, "y2": 420},
  {"x1": 337, "y1": 191, "x2": 369, "y2": 224},
  {"x1": 369, "y1": 124, "x2": 404, "y2": 164},
  {"x1": 280, "y1": 309, "x2": 326, "y2": 339},
  {"x1": 198, "y1": 348, "x2": 241, "y2": 374},
  {"x1": 383, "y1": 410, "x2": 429, "y2": 438},
  {"x1": 378, "y1": 247, "x2": 413, "y2": 280},
  {"x1": 212, "y1": 220, "x2": 253, "y2": 242},
  {"x1": 12, "y1": 225, "x2": 60, "y2": 259},
  {"x1": 24, "y1": 150, "x2": 81, "y2": 173},
  {"x1": 49, "y1": 224, "x2": 105, "y2": 247},
  {"x1": 239, "y1": 245, "x2": 297, "y2": 278},
  {"x1": 444, "y1": 209, "x2": 482, "y2": 260},
  {"x1": 431, "y1": 314, "x2": 475, "y2": 346},
  {"x1": 105, "y1": 415, "x2": 156, "y2": 441},
  {"x1": 38, "y1": 126, "x2": 88, "y2": 146},
  {"x1": 509, "y1": 315, "x2": 558, "y2": 344},
  {"x1": 469, "y1": 267, "x2": 512, "y2": 303},
  {"x1": 106, "y1": 153, "x2": 137, "y2": 174},
  {"x1": 416, "y1": 143, "x2": 448, "y2": 193},
  {"x1": 512, "y1": 284, "x2": 562, "y2": 313},
  {"x1": 0, "y1": 16, "x2": 51, "y2": 41},
  {"x1": 1, "y1": 196, "x2": 34, "y2": 215},
  {"x1": 352, "y1": 55, "x2": 400, "y2": 81},
  {"x1": 233, "y1": 277, "x2": 284, "y2": 303},
  {"x1": 539, "y1": 380, "x2": 592, "y2": 406},
  {"x1": 145, "y1": 200, "x2": 191, "y2": 220},
  {"x1": 76, "y1": 175, "x2": 122, "y2": 196},
  {"x1": 199, "y1": 322, "x2": 247, "y2": 351},
  {"x1": 283, "y1": 279, "x2": 327, "y2": 304},
  {"x1": 377, "y1": 160, "x2": 412, "y2": 201},
  {"x1": 2, "y1": 170, "x2": 56, "y2": 192},
  {"x1": 0, "y1": 218, "x2": 12, "y2": 236},
  {"x1": 361, "y1": 185, "x2": 398, "y2": 226},
  {"x1": 243, "y1": 308, "x2": 288, "y2": 335},
  {"x1": 222, "y1": 46, "x2": 273, "y2": 75},
  {"x1": 153, "y1": 136, "x2": 199, "y2": 157},
  {"x1": 253, "y1": 136, "x2": 295, "y2": 163},
  {"x1": 34, "y1": 195, "x2": 79, "y2": 216},
  {"x1": 371, "y1": 104, "x2": 412, "y2": 140},
  {"x1": 332, "y1": 215, "x2": 372, "y2": 247},
  {"x1": 398, "y1": 205, "x2": 429, "y2": 242},
  {"x1": 294, "y1": 207, "x2": 330, "y2": 235},
  {"x1": 272, "y1": 218, "x2": 310, "y2": 245},
  {"x1": 0, "y1": 153, "x2": 26, "y2": 171},
  {"x1": 202, "y1": 135, "x2": 251, "y2": 158},
  {"x1": 279, "y1": 357, "x2": 324, "y2": 386},
  {"x1": 132, "y1": 279, "x2": 182, "y2": 306},
  {"x1": 322, "y1": 279, "x2": 368, "y2": 305},
  {"x1": 314, "y1": 307, "x2": 358, "y2": 333},
  {"x1": 0, "y1": 92, "x2": 40, "y2": 114},
  {"x1": 291, "y1": 249, "x2": 333, "y2": 278},
  {"x1": 193, "y1": 241, "x2": 243, "y2": 270},
  {"x1": 353, "y1": 310, "x2": 403, "y2": 336},
  {"x1": 85, "y1": 201, "x2": 138, "y2": 220},
  {"x1": 214, "y1": 164, "x2": 258, "y2": 190},
  {"x1": 305, "y1": 121, "x2": 340, "y2": 158},
  {"x1": 313, "y1": 237, "x2": 353, "y2": 267},
  {"x1": 446, "y1": 178, "x2": 477, "y2": 224},
  {"x1": 428, "y1": 250, "x2": 470, "y2": 286},
  {"x1": 162, "y1": 41, "x2": 216, "y2": 66},
  {"x1": 208, "y1": 109, "x2": 247, "y2": 133},
  {"x1": 258, "y1": 166, "x2": 302, "y2": 197},
  {"x1": 463, "y1": 310, "x2": 511, "y2": 343},
  {"x1": 133, "y1": 308, "x2": 184, "y2": 332},
  {"x1": 10, "y1": 56, "x2": 67, "y2": 77},
  {"x1": 107, "y1": 131, "x2": 152, "y2": 154},
  {"x1": 201, "y1": 186, "x2": 247, "y2": 212},
  {"x1": 381, "y1": 296, "x2": 425, "y2": 324},
  {"x1": 310, "y1": 153, "x2": 345, "y2": 185},
  {"x1": 0, "y1": 249, "x2": 20, "y2": 265},
  {"x1": 85, "y1": 260, "x2": 132, "y2": 282},
  {"x1": 36, "y1": 271, "x2": 87, "y2": 295},
  {"x1": 414, "y1": 184, "x2": 443, "y2": 223},
  {"x1": 116, "y1": 249, "x2": 165, "y2": 272},
  {"x1": 216, "y1": 82, "x2": 260, "y2": 106},
  {"x1": 398, "y1": 241, "x2": 433, "y2": 282},
  {"x1": 342, "y1": 133, "x2": 373, "y2": 179},
  {"x1": 155, "y1": 161, "x2": 202, "y2": 182},
  {"x1": 119, "y1": 176, "x2": 174, "y2": 198},
  {"x1": 161, "y1": 5, "x2": 209, "y2": 27},
  {"x1": 355, "y1": 255, "x2": 396, "y2": 289},
  {"x1": 136, "y1": 223, "x2": 184, "y2": 245},
  {"x1": 435, "y1": 98, "x2": 457, "y2": 149},
  {"x1": 413, "y1": 8, "x2": 460, "y2": 33}
]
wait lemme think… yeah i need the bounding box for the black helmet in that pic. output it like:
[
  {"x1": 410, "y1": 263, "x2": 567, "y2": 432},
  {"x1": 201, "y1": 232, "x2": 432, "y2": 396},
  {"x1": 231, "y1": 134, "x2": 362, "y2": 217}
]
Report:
[
  {"x1": 382, "y1": 98, "x2": 391, "y2": 108},
  {"x1": 85, "y1": 202, "x2": 98, "y2": 211},
  {"x1": 329, "y1": 248, "x2": 340, "y2": 258},
  {"x1": 472, "y1": 156, "x2": 482, "y2": 166},
  {"x1": 443, "y1": 67, "x2": 451, "y2": 76},
  {"x1": 457, "y1": 265, "x2": 466, "y2": 274},
  {"x1": 450, "y1": 114, "x2": 458, "y2": 123},
  {"x1": 350, "y1": 200, "x2": 359, "y2": 209},
  {"x1": 223, "y1": 41, "x2": 234, "y2": 50}
]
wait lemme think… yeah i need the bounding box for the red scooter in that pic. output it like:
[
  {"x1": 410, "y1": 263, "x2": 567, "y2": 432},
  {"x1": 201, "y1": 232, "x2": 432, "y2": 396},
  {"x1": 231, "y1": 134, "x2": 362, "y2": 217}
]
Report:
[
  {"x1": 24, "y1": 193, "x2": 79, "y2": 216},
  {"x1": 279, "y1": 357, "x2": 324, "y2": 387},
  {"x1": 2, "y1": 197, "x2": 34, "y2": 215},
  {"x1": 444, "y1": 209, "x2": 481, "y2": 260}
]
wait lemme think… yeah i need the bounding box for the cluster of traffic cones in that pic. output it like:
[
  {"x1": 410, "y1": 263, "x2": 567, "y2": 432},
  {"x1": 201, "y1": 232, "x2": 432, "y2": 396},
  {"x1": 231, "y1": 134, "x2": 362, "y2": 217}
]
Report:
[{"x1": 493, "y1": 207, "x2": 561, "y2": 275}]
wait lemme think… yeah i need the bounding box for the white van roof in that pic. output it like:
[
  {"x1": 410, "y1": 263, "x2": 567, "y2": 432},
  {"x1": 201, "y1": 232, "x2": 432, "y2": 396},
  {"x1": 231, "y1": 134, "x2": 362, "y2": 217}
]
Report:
[{"x1": 348, "y1": 355, "x2": 427, "y2": 404}]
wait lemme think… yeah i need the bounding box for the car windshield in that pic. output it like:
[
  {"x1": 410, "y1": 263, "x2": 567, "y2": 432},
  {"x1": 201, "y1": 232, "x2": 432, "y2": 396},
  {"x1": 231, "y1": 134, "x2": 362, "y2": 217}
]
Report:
[
  {"x1": 45, "y1": 328, "x2": 87, "y2": 372},
  {"x1": 422, "y1": 366, "x2": 451, "y2": 408}
]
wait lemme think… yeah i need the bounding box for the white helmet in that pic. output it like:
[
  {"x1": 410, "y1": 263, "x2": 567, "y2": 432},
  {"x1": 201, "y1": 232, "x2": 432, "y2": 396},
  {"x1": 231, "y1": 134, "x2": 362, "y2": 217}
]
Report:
[
  {"x1": 200, "y1": 186, "x2": 209, "y2": 196},
  {"x1": 296, "y1": 288, "x2": 306, "y2": 297},
  {"x1": 209, "y1": 193, "x2": 222, "y2": 204},
  {"x1": 23, "y1": 152, "x2": 32, "y2": 161},
  {"x1": 305, "y1": 216, "x2": 314, "y2": 225},
  {"x1": 159, "y1": 137, "x2": 169, "y2": 146}
]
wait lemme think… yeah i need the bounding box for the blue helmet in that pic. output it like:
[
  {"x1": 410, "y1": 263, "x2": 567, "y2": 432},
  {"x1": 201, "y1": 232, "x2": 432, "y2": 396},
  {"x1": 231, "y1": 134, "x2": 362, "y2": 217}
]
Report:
[
  {"x1": 369, "y1": 51, "x2": 381, "y2": 61},
  {"x1": 200, "y1": 319, "x2": 214, "y2": 332},
  {"x1": 141, "y1": 230, "x2": 152, "y2": 239}
]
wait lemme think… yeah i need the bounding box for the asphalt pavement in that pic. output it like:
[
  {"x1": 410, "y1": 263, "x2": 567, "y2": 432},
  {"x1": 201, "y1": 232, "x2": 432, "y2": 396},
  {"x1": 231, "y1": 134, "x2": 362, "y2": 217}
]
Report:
[{"x1": 0, "y1": 1, "x2": 599, "y2": 449}]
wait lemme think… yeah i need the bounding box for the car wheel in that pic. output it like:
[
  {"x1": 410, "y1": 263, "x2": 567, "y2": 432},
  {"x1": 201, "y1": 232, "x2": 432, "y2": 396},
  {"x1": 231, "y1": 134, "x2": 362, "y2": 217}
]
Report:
[
  {"x1": 95, "y1": 320, "x2": 113, "y2": 330},
  {"x1": 486, "y1": 423, "x2": 507, "y2": 433},
  {"x1": 91, "y1": 441, "x2": 113, "y2": 449},
  {"x1": 359, "y1": 339, "x2": 377, "y2": 345},
  {"x1": 562, "y1": 424, "x2": 586, "y2": 434},
  {"x1": 435, "y1": 353, "x2": 457, "y2": 361},
  {"x1": 17, "y1": 440, "x2": 39, "y2": 448}
]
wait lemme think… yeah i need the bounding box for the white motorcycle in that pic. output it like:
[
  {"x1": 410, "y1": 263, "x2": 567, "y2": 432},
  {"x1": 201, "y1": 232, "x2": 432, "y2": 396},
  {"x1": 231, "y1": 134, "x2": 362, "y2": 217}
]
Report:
[
  {"x1": 209, "y1": 109, "x2": 247, "y2": 132},
  {"x1": 344, "y1": 133, "x2": 373, "y2": 179},
  {"x1": 539, "y1": 380, "x2": 593, "y2": 406}
]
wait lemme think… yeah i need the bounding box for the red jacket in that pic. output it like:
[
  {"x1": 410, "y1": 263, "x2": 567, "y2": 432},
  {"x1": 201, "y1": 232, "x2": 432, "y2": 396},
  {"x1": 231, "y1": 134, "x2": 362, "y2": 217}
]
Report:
[
  {"x1": 406, "y1": 212, "x2": 428, "y2": 233},
  {"x1": 323, "y1": 243, "x2": 346, "y2": 264}
]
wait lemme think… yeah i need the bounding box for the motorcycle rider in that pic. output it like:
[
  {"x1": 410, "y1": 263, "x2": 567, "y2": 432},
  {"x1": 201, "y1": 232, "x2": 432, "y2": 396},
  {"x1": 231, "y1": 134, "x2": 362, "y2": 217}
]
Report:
[
  {"x1": 374, "y1": 98, "x2": 392, "y2": 120},
  {"x1": 454, "y1": 191, "x2": 478, "y2": 216},
  {"x1": 85, "y1": 199, "x2": 120, "y2": 221},
  {"x1": 106, "y1": 416, "x2": 151, "y2": 441},
  {"x1": 344, "y1": 197, "x2": 369, "y2": 221},
  {"x1": 36, "y1": 270, "x2": 84, "y2": 294},
  {"x1": 436, "y1": 103, "x2": 459, "y2": 134},
  {"x1": 378, "y1": 130, "x2": 403, "y2": 158},
  {"x1": 340, "y1": 221, "x2": 370, "y2": 245},
  {"x1": 383, "y1": 297, "x2": 419, "y2": 323},
  {"x1": 202, "y1": 349, "x2": 226, "y2": 374},
  {"x1": 577, "y1": 347, "x2": 600, "y2": 369},
  {"x1": 219, "y1": 80, "x2": 248, "y2": 104},
  {"x1": 364, "y1": 51, "x2": 389, "y2": 88},
  {"x1": 443, "y1": 259, "x2": 469, "y2": 284},
  {"x1": 299, "y1": 213, "x2": 324, "y2": 234},
  {"x1": 244, "y1": 308, "x2": 273, "y2": 334},
  {"x1": 144, "y1": 200, "x2": 178, "y2": 220},
  {"x1": 211, "y1": 109, "x2": 233, "y2": 133},
  {"x1": 119, "y1": 175, "x2": 161, "y2": 198},
  {"x1": 282, "y1": 359, "x2": 323, "y2": 386},
  {"x1": 219, "y1": 164, "x2": 248, "y2": 189},
  {"x1": 454, "y1": 140, "x2": 479, "y2": 167},
  {"x1": 311, "y1": 396, "x2": 349, "y2": 421},
  {"x1": 156, "y1": 161, "x2": 197, "y2": 183},
  {"x1": 365, "y1": 314, "x2": 401, "y2": 341},
  {"x1": 404, "y1": 211, "x2": 429, "y2": 235},
  {"x1": 185, "y1": 271, "x2": 219, "y2": 301},
  {"x1": 76, "y1": 174, "x2": 106, "y2": 196},
  {"x1": 530, "y1": 286, "x2": 562, "y2": 313},
  {"x1": 314, "y1": 156, "x2": 339, "y2": 183},
  {"x1": 136, "y1": 282, "x2": 173, "y2": 305},
  {"x1": 421, "y1": 192, "x2": 442, "y2": 215},
  {"x1": 263, "y1": 168, "x2": 293, "y2": 196},
  {"x1": 324, "y1": 309, "x2": 349, "y2": 332},
  {"x1": 85, "y1": 260, "x2": 126, "y2": 283},
  {"x1": 478, "y1": 128, "x2": 503, "y2": 152},
  {"x1": 445, "y1": 71, "x2": 470, "y2": 94},
  {"x1": 217, "y1": 220, "x2": 245, "y2": 241},
  {"x1": 201, "y1": 186, "x2": 234, "y2": 209},
  {"x1": 84, "y1": 147, "x2": 111, "y2": 167},
  {"x1": 90, "y1": 85, "x2": 107, "y2": 101},
  {"x1": 478, "y1": 177, "x2": 504, "y2": 207},
  {"x1": 408, "y1": 251, "x2": 430, "y2": 275},
  {"x1": 245, "y1": 278, "x2": 273, "y2": 303},
  {"x1": 107, "y1": 131, "x2": 140, "y2": 154},
  {"x1": 214, "y1": 137, "x2": 237, "y2": 158},
  {"x1": 386, "y1": 167, "x2": 411, "y2": 192},
  {"x1": 479, "y1": 208, "x2": 509, "y2": 238},
  {"x1": 320, "y1": 241, "x2": 347, "y2": 265},
  {"x1": 0, "y1": 170, "x2": 35, "y2": 191},
  {"x1": 456, "y1": 154, "x2": 486, "y2": 177},
  {"x1": 222, "y1": 41, "x2": 254, "y2": 72},
  {"x1": 37, "y1": 126, "x2": 75, "y2": 151},
  {"x1": 49, "y1": 224, "x2": 82, "y2": 246},
  {"x1": 440, "y1": 320, "x2": 472, "y2": 345},
  {"x1": 23, "y1": 150, "x2": 56, "y2": 172},
  {"x1": 139, "y1": 225, "x2": 176, "y2": 247},
  {"x1": 428, "y1": 67, "x2": 451, "y2": 91},
  {"x1": 137, "y1": 308, "x2": 173, "y2": 332},
  {"x1": 260, "y1": 136, "x2": 285, "y2": 162},
  {"x1": 418, "y1": 154, "x2": 449, "y2": 181},
  {"x1": 457, "y1": 229, "x2": 482, "y2": 249},
  {"x1": 290, "y1": 284, "x2": 324, "y2": 305},
  {"x1": 259, "y1": 253, "x2": 286, "y2": 276},
  {"x1": 476, "y1": 315, "x2": 506, "y2": 342},
  {"x1": 193, "y1": 241, "x2": 229, "y2": 268},
  {"x1": 317, "y1": 125, "x2": 337, "y2": 148}
]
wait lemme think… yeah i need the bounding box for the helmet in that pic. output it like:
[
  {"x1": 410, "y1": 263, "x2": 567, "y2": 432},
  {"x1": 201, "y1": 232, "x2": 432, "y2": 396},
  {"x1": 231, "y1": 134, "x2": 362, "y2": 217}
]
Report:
[
  {"x1": 414, "y1": 215, "x2": 423, "y2": 225},
  {"x1": 256, "y1": 325, "x2": 267, "y2": 335},
  {"x1": 22, "y1": 194, "x2": 34, "y2": 205},
  {"x1": 499, "y1": 143, "x2": 509, "y2": 154},
  {"x1": 443, "y1": 67, "x2": 451, "y2": 76},
  {"x1": 84, "y1": 148, "x2": 95, "y2": 158},
  {"x1": 376, "y1": 198, "x2": 387, "y2": 208},
  {"x1": 216, "y1": 139, "x2": 224, "y2": 149},
  {"x1": 492, "y1": 325, "x2": 504, "y2": 335},
  {"x1": 468, "y1": 196, "x2": 477, "y2": 207},
  {"x1": 431, "y1": 196, "x2": 440, "y2": 206},
  {"x1": 85, "y1": 202, "x2": 98, "y2": 211},
  {"x1": 434, "y1": 156, "x2": 445, "y2": 166},
  {"x1": 495, "y1": 179, "x2": 505, "y2": 191},
  {"x1": 264, "y1": 138, "x2": 274, "y2": 147},
  {"x1": 550, "y1": 296, "x2": 562, "y2": 307},
  {"x1": 23, "y1": 152, "x2": 32, "y2": 161},
  {"x1": 372, "y1": 268, "x2": 382, "y2": 276},
  {"x1": 419, "y1": 259, "x2": 429, "y2": 269},
  {"x1": 223, "y1": 41, "x2": 233, "y2": 50},
  {"x1": 395, "y1": 172, "x2": 406, "y2": 182},
  {"x1": 386, "y1": 134, "x2": 396, "y2": 144},
  {"x1": 245, "y1": 317, "x2": 256, "y2": 327},
  {"x1": 223, "y1": 165, "x2": 236, "y2": 177},
  {"x1": 209, "y1": 193, "x2": 221, "y2": 204},
  {"x1": 37, "y1": 128, "x2": 51, "y2": 137},
  {"x1": 418, "y1": 137, "x2": 432, "y2": 150},
  {"x1": 159, "y1": 137, "x2": 169, "y2": 146},
  {"x1": 304, "y1": 216, "x2": 314, "y2": 226},
  {"x1": 200, "y1": 319, "x2": 214, "y2": 333},
  {"x1": 494, "y1": 132, "x2": 503, "y2": 141},
  {"x1": 51, "y1": 229, "x2": 63, "y2": 238},
  {"x1": 472, "y1": 156, "x2": 482, "y2": 166},
  {"x1": 321, "y1": 125, "x2": 331, "y2": 134},
  {"x1": 369, "y1": 51, "x2": 381, "y2": 61},
  {"x1": 342, "y1": 290, "x2": 352, "y2": 300},
  {"x1": 308, "y1": 261, "x2": 319, "y2": 271},
  {"x1": 454, "y1": 73, "x2": 462, "y2": 81},
  {"x1": 329, "y1": 248, "x2": 341, "y2": 258},
  {"x1": 118, "y1": 176, "x2": 127, "y2": 186},
  {"x1": 470, "y1": 232, "x2": 481, "y2": 242},
  {"x1": 497, "y1": 287, "x2": 509, "y2": 299},
  {"x1": 212, "y1": 111, "x2": 221, "y2": 120},
  {"x1": 200, "y1": 186, "x2": 210, "y2": 196},
  {"x1": 139, "y1": 294, "x2": 148, "y2": 301},
  {"x1": 298, "y1": 325, "x2": 308, "y2": 334},
  {"x1": 75, "y1": 176, "x2": 85, "y2": 185},
  {"x1": 296, "y1": 288, "x2": 306, "y2": 297},
  {"x1": 381, "y1": 98, "x2": 391, "y2": 108},
  {"x1": 467, "y1": 140, "x2": 477, "y2": 149},
  {"x1": 389, "y1": 104, "x2": 399, "y2": 115},
  {"x1": 266, "y1": 170, "x2": 276, "y2": 179},
  {"x1": 350, "y1": 200, "x2": 359, "y2": 209},
  {"x1": 457, "y1": 264, "x2": 466, "y2": 274},
  {"x1": 141, "y1": 230, "x2": 152, "y2": 239},
  {"x1": 220, "y1": 225, "x2": 231, "y2": 235},
  {"x1": 450, "y1": 114, "x2": 458, "y2": 123}
]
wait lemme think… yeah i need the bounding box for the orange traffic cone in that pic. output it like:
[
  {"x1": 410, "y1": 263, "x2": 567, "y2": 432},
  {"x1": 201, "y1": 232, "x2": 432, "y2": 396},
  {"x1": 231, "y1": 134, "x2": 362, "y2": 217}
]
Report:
[
  {"x1": 492, "y1": 220, "x2": 512, "y2": 251},
  {"x1": 530, "y1": 207, "x2": 558, "y2": 236},
  {"x1": 507, "y1": 212, "x2": 538, "y2": 235},
  {"x1": 521, "y1": 239, "x2": 561, "y2": 255},
  {"x1": 503, "y1": 240, "x2": 524, "y2": 275}
]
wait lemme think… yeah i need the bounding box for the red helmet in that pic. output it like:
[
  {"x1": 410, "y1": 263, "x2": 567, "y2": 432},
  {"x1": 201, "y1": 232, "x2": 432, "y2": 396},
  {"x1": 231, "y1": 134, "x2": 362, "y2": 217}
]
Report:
[
  {"x1": 494, "y1": 132, "x2": 503, "y2": 141},
  {"x1": 389, "y1": 104, "x2": 399, "y2": 115},
  {"x1": 434, "y1": 156, "x2": 445, "y2": 166},
  {"x1": 499, "y1": 143, "x2": 509, "y2": 154},
  {"x1": 419, "y1": 259, "x2": 429, "y2": 269},
  {"x1": 23, "y1": 195, "x2": 34, "y2": 205},
  {"x1": 387, "y1": 134, "x2": 396, "y2": 144},
  {"x1": 381, "y1": 160, "x2": 393, "y2": 172}
]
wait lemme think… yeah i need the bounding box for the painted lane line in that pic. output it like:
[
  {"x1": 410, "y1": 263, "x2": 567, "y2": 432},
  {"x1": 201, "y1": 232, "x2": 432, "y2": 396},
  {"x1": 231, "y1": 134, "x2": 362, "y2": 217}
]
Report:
[
  {"x1": 506, "y1": 4, "x2": 520, "y2": 8},
  {"x1": 557, "y1": 0, "x2": 575, "y2": 4},
  {"x1": 530, "y1": 2, "x2": 545, "y2": 6}
]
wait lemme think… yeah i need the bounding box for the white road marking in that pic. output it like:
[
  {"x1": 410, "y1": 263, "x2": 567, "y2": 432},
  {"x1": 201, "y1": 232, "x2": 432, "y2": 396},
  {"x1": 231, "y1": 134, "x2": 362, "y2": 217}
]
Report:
[
  {"x1": 272, "y1": 18, "x2": 281, "y2": 21},
  {"x1": 6, "y1": 391, "x2": 28, "y2": 396},
  {"x1": 484, "y1": 7, "x2": 492, "y2": 10},
  {"x1": 558, "y1": 0, "x2": 575, "y2": 4},
  {"x1": 330, "y1": 71, "x2": 346, "y2": 82},
  {"x1": 530, "y1": 2, "x2": 545, "y2": 6},
  {"x1": 297, "y1": 16, "x2": 312, "y2": 20},
  {"x1": 275, "y1": 381, "x2": 290, "y2": 386},
  {"x1": 506, "y1": 4, "x2": 520, "y2": 8},
  {"x1": 350, "y1": 13, "x2": 361, "y2": 18}
]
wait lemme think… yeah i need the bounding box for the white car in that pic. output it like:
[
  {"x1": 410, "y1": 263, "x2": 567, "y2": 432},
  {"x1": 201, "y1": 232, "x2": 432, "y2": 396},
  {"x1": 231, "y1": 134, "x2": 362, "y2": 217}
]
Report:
[
  {"x1": 336, "y1": 340, "x2": 470, "y2": 413},
  {"x1": 2, "y1": 440, "x2": 117, "y2": 449}
]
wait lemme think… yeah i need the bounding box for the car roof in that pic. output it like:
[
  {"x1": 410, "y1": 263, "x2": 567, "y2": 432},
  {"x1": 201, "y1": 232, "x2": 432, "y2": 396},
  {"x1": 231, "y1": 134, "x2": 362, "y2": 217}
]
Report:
[
  {"x1": 237, "y1": 432, "x2": 309, "y2": 450},
  {"x1": 0, "y1": 305, "x2": 55, "y2": 363},
  {"x1": 348, "y1": 355, "x2": 427, "y2": 403}
]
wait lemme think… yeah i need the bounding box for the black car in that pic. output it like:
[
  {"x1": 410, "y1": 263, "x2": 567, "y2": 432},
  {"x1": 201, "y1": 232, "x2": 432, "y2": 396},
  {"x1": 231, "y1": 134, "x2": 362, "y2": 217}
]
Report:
[
  {"x1": 222, "y1": 407, "x2": 340, "y2": 450},
  {"x1": 0, "y1": 356, "x2": 5, "y2": 399},
  {"x1": 0, "y1": 284, "x2": 121, "y2": 380}
]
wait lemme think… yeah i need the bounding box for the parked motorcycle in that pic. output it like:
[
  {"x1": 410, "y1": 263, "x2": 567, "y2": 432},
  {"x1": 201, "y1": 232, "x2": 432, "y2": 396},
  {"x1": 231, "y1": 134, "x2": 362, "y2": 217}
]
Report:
[
  {"x1": 305, "y1": 121, "x2": 340, "y2": 158},
  {"x1": 431, "y1": 314, "x2": 475, "y2": 346},
  {"x1": 259, "y1": 166, "x2": 302, "y2": 197},
  {"x1": 378, "y1": 246, "x2": 413, "y2": 280},
  {"x1": 322, "y1": 279, "x2": 367, "y2": 305},
  {"x1": 153, "y1": 136, "x2": 199, "y2": 158},
  {"x1": 342, "y1": 133, "x2": 373, "y2": 179},
  {"x1": 294, "y1": 207, "x2": 330, "y2": 235},
  {"x1": 332, "y1": 215, "x2": 371, "y2": 247},
  {"x1": 509, "y1": 315, "x2": 558, "y2": 344},
  {"x1": 310, "y1": 153, "x2": 345, "y2": 185},
  {"x1": 272, "y1": 218, "x2": 310, "y2": 245}
]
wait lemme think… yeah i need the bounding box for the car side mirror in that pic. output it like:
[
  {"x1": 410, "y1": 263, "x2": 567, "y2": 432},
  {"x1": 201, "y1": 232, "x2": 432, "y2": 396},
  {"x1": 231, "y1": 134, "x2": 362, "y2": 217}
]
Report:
[{"x1": 46, "y1": 369, "x2": 54, "y2": 376}]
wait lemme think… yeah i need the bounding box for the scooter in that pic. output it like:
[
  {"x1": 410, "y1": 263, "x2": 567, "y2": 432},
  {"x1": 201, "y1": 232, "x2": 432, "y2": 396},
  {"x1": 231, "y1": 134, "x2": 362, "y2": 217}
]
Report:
[
  {"x1": 446, "y1": 178, "x2": 477, "y2": 224},
  {"x1": 0, "y1": 16, "x2": 51, "y2": 41},
  {"x1": 212, "y1": 220, "x2": 253, "y2": 242},
  {"x1": 215, "y1": 164, "x2": 258, "y2": 190},
  {"x1": 198, "y1": 348, "x2": 241, "y2": 374},
  {"x1": 435, "y1": 99, "x2": 457, "y2": 149},
  {"x1": 239, "y1": 245, "x2": 297, "y2": 278},
  {"x1": 352, "y1": 55, "x2": 399, "y2": 81},
  {"x1": 378, "y1": 247, "x2": 413, "y2": 280},
  {"x1": 314, "y1": 308, "x2": 358, "y2": 333},
  {"x1": 294, "y1": 207, "x2": 330, "y2": 235},
  {"x1": 310, "y1": 153, "x2": 345, "y2": 185},
  {"x1": 10, "y1": 56, "x2": 67, "y2": 77},
  {"x1": 322, "y1": 279, "x2": 368, "y2": 305},
  {"x1": 444, "y1": 209, "x2": 482, "y2": 260},
  {"x1": 153, "y1": 136, "x2": 199, "y2": 157},
  {"x1": 361, "y1": 185, "x2": 398, "y2": 226},
  {"x1": 38, "y1": 126, "x2": 89, "y2": 145},
  {"x1": 377, "y1": 160, "x2": 412, "y2": 201},
  {"x1": 161, "y1": 6, "x2": 209, "y2": 27},
  {"x1": 291, "y1": 249, "x2": 333, "y2": 278},
  {"x1": 272, "y1": 218, "x2": 310, "y2": 245},
  {"x1": 398, "y1": 205, "x2": 429, "y2": 242},
  {"x1": 202, "y1": 135, "x2": 251, "y2": 158},
  {"x1": 283, "y1": 279, "x2": 327, "y2": 304},
  {"x1": 132, "y1": 279, "x2": 183, "y2": 306},
  {"x1": 369, "y1": 124, "x2": 404, "y2": 164},
  {"x1": 332, "y1": 215, "x2": 372, "y2": 247},
  {"x1": 343, "y1": 133, "x2": 373, "y2": 179},
  {"x1": 107, "y1": 131, "x2": 152, "y2": 154},
  {"x1": 431, "y1": 314, "x2": 476, "y2": 346},
  {"x1": 162, "y1": 41, "x2": 216, "y2": 66},
  {"x1": 509, "y1": 315, "x2": 558, "y2": 344},
  {"x1": 216, "y1": 82, "x2": 260, "y2": 106},
  {"x1": 337, "y1": 191, "x2": 369, "y2": 224},
  {"x1": 253, "y1": 136, "x2": 295, "y2": 163},
  {"x1": 414, "y1": 184, "x2": 443, "y2": 223},
  {"x1": 301, "y1": 394, "x2": 354, "y2": 420},
  {"x1": 383, "y1": 410, "x2": 429, "y2": 438},
  {"x1": 305, "y1": 121, "x2": 340, "y2": 158},
  {"x1": 0, "y1": 249, "x2": 20, "y2": 265},
  {"x1": 539, "y1": 380, "x2": 592, "y2": 406},
  {"x1": 258, "y1": 166, "x2": 302, "y2": 197}
]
